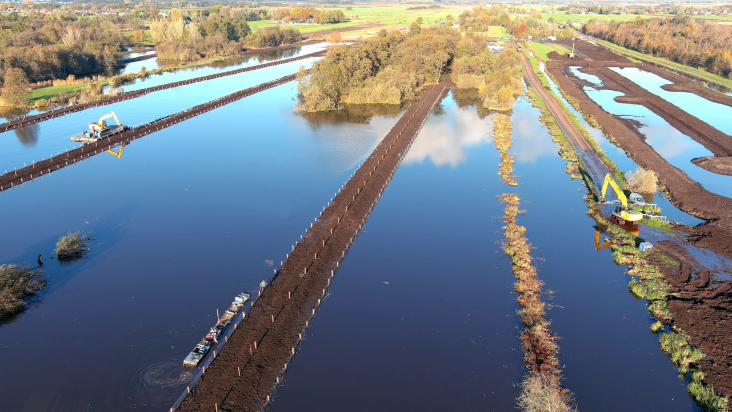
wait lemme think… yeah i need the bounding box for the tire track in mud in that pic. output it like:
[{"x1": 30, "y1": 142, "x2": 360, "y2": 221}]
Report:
[
  {"x1": 175, "y1": 79, "x2": 453, "y2": 412},
  {"x1": 0, "y1": 51, "x2": 324, "y2": 134},
  {"x1": 0, "y1": 75, "x2": 297, "y2": 192}
]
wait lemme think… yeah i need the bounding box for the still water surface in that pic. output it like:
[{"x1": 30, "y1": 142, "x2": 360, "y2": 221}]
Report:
[
  {"x1": 0, "y1": 58, "x2": 320, "y2": 169},
  {"x1": 0, "y1": 83, "x2": 399, "y2": 411},
  {"x1": 271, "y1": 94, "x2": 696, "y2": 411},
  {"x1": 610, "y1": 67, "x2": 732, "y2": 136}
]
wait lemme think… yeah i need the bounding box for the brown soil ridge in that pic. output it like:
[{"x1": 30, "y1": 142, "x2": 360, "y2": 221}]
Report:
[
  {"x1": 692, "y1": 156, "x2": 732, "y2": 176},
  {"x1": 589, "y1": 65, "x2": 732, "y2": 157},
  {"x1": 0, "y1": 51, "x2": 324, "y2": 134},
  {"x1": 545, "y1": 61, "x2": 732, "y2": 224},
  {"x1": 175, "y1": 79, "x2": 452, "y2": 412},
  {"x1": 0, "y1": 74, "x2": 298, "y2": 191}
]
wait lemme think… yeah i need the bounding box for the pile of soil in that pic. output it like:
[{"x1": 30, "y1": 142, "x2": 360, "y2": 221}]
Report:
[
  {"x1": 661, "y1": 258, "x2": 732, "y2": 397},
  {"x1": 177, "y1": 79, "x2": 453, "y2": 412}
]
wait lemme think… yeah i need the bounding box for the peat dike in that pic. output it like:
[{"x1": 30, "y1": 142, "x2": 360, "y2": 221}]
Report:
[
  {"x1": 0, "y1": 74, "x2": 297, "y2": 191},
  {"x1": 0, "y1": 51, "x2": 323, "y2": 134},
  {"x1": 176, "y1": 79, "x2": 452, "y2": 412}
]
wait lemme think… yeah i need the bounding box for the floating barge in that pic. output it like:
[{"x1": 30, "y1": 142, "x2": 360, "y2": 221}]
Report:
[
  {"x1": 70, "y1": 125, "x2": 127, "y2": 143},
  {"x1": 183, "y1": 293, "x2": 250, "y2": 368}
]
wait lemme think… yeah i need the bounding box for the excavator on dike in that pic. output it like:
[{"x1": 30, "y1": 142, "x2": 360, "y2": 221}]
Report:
[{"x1": 600, "y1": 173, "x2": 643, "y2": 227}]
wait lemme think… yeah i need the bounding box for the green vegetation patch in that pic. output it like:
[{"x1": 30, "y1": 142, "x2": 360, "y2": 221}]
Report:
[
  {"x1": 527, "y1": 41, "x2": 569, "y2": 61},
  {"x1": 31, "y1": 84, "x2": 89, "y2": 102}
]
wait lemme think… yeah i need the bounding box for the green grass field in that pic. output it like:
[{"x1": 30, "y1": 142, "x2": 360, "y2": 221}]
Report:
[
  {"x1": 482, "y1": 25, "x2": 508, "y2": 37},
  {"x1": 250, "y1": 5, "x2": 469, "y2": 34},
  {"x1": 30, "y1": 84, "x2": 89, "y2": 102},
  {"x1": 528, "y1": 41, "x2": 570, "y2": 60},
  {"x1": 542, "y1": 13, "x2": 664, "y2": 23}
]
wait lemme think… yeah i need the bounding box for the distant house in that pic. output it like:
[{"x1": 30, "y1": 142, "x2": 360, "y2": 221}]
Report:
[{"x1": 547, "y1": 36, "x2": 557, "y2": 41}]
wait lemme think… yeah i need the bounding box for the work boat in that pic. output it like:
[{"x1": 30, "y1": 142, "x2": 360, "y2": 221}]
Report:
[{"x1": 183, "y1": 293, "x2": 250, "y2": 367}]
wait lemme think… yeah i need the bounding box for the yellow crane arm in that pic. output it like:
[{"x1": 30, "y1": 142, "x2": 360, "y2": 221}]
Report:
[
  {"x1": 105, "y1": 145, "x2": 124, "y2": 159},
  {"x1": 97, "y1": 111, "x2": 122, "y2": 127},
  {"x1": 601, "y1": 173, "x2": 628, "y2": 208}
]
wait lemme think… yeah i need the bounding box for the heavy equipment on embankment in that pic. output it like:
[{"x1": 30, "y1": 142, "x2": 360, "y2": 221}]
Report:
[{"x1": 600, "y1": 173, "x2": 643, "y2": 227}]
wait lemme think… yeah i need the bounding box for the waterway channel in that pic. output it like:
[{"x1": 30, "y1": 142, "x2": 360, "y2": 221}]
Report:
[
  {"x1": 0, "y1": 78, "x2": 704, "y2": 411},
  {"x1": 270, "y1": 94, "x2": 696, "y2": 411},
  {"x1": 0, "y1": 82, "x2": 399, "y2": 411},
  {"x1": 0, "y1": 57, "x2": 321, "y2": 169}
]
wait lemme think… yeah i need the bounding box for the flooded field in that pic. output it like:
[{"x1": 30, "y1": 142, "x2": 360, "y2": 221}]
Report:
[
  {"x1": 0, "y1": 58, "x2": 718, "y2": 412},
  {"x1": 0, "y1": 82, "x2": 399, "y2": 411},
  {"x1": 0, "y1": 57, "x2": 320, "y2": 168},
  {"x1": 270, "y1": 95, "x2": 695, "y2": 411},
  {"x1": 542, "y1": 64, "x2": 703, "y2": 225},
  {"x1": 610, "y1": 67, "x2": 732, "y2": 136},
  {"x1": 583, "y1": 86, "x2": 732, "y2": 199}
]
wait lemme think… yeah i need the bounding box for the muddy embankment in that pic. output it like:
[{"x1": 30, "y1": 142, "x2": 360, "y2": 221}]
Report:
[
  {"x1": 546, "y1": 41, "x2": 732, "y2": 399},
  {"x1": 0, "y1": 75, "x2": 297, "y2": 191},
  {"x1": 0, "y1": 51, "x2": 324, "y2": 134},
  {"x1": 545, "y1": 61, "x2": 732, "y2": 245},
  {"x1": 176, "y1": 79, "x2": 453, "y2": 412}
]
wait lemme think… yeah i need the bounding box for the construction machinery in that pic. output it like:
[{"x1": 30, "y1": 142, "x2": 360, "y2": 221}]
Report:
[
  {"x1": 105, "y1": 144, "x2": 125, "y2": 159},
  {"x1": 71, "y1": 111, "x2": 128, "y2": 143},
  {"x1": 600, "y1": 173, "x2": 643, "y2": 226},
  {"x1": 569, "y1": 40, "x2": 576, "y2": 58}
]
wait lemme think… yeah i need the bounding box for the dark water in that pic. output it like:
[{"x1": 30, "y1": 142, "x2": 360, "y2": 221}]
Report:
[
  {"x1": 0, "y1": 83, "x2": 400, "y2": 411},
  {"x1": 270, "y1": 94, "x2": 697, "y2": 411}
]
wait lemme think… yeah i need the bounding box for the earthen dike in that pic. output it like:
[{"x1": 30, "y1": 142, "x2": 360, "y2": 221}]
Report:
[{"x1": 175, "y1": 79, "x2": 453, "y2": 412}]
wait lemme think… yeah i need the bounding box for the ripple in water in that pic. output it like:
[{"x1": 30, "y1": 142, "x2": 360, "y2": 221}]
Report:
[{"x1": 132, "y1": 359, "x2": 195, "y2": 409}]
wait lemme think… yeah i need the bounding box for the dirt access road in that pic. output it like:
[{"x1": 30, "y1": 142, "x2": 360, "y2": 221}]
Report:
[
  {"x1": 176, "y1": 79, "x2": 452, "y2": 412},
  {"x1": 519, "y1": 50, "x2": 611, "y2": 185}
]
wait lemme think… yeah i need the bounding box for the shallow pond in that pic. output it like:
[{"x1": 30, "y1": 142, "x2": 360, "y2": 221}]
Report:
[
  {"x1": 0, "y1": 57, "x2": 320, "y2": 169},
  {"x1": 270, "y1": 94, "x2": 696, "y2": 411},
  {"x1": 0, "y1": 83, "x2": 401, "y2": 411},
  {"x1": 583, "y1": 86, "x2": 732, "y2": 199},
  {"x1": 610, "y1": 67, "x2": 732, "y2": 135}
]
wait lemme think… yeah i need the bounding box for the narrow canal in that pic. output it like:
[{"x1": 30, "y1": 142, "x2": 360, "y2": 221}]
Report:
[{"x1": 270, "y1": 94, "x2": 695, "y2": 411}]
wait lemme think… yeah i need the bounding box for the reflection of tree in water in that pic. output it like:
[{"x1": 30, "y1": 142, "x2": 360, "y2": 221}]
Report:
[
  {"x1": 1, "y1": 106, "x2": 34, "y2": 123},
  {"x1": 249, "y1": 47, "x2": 300, "y2": 64},
  {"x1": 15, "y1": 123, "x2": 39, "y2": 147},
  {"x1": 452, "y1": 89, "x2": 492, "y2": 119},
  {"x1": 297, "y1": 103, "x2": 403, "y2": 130}
]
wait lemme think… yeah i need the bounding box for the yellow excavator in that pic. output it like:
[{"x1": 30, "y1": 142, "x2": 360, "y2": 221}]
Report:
[
  {"x1": 600, "y1": 173, "x2": 643, "y2": 226},
  {"x1": 569, "y1": 40, "x2": 576, "y2": 58},
  {"x1": 89, "y1": 111, "x2": 123, "y2": 135}
]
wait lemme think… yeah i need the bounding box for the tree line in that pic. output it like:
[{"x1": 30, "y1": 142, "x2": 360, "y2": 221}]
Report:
[
  {"x1": 583, "y1": 16, "x2": 732, "y2": 79},
  {"x1": 296, "y1": 23, "x2": 525, "y2": 112},
  {"x1": 0, "y1": 12, "x2": 139, "y2": 85},
  {"x1": 151, "y1": 8, "x2": 301, "y2": 62}
]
